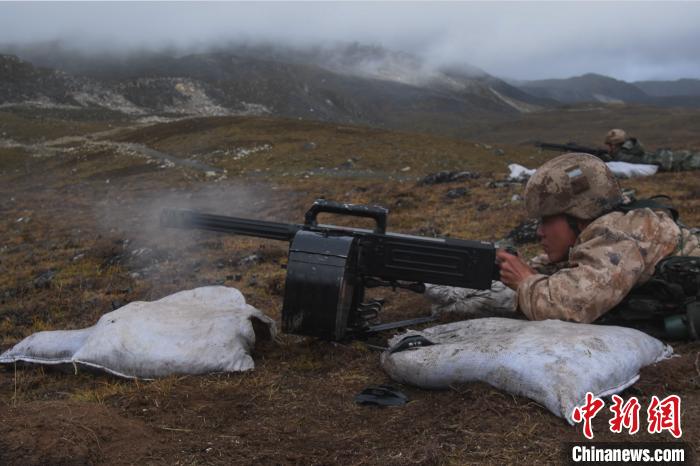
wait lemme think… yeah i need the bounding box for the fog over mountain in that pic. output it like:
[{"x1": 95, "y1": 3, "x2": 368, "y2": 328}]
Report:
[
  {"x1": 0, "y1": 45, "x2": 557, "y2": 140},
  {"x1": 3, "y1": 1, "x2": 700, "y2": 135},
  {"x1": 1, "y1": 2, "x2": 700, "y2": 82}
]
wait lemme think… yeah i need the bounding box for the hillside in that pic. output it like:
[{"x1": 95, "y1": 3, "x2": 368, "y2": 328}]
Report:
[
  {"x1": 0, "y1": 54, "x2": 76, "y2": 105},
  {"x1": 518, "y1": 73, "x2": 700, "y2": 108},
  {"x1": 0, "y1": 46, "x2": 552, "y2": 137},
  {"x1": 518, "y1": 73, "x2": 650, "y2": 104},
  {"x1": 5, "y1": 41, "x2": 700, "y2": 140},
  {"x1": 635, "y1": 78, "x2": 700, "y2": 97}
]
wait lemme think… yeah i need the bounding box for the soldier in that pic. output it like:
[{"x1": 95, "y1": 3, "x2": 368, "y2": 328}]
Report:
[
  {"x1": 496, "y1": 153, "x2": 700, "y2": 323},
  {"x1": 604, "y1": 129, "x2": 645, "y2": 162},
  {"x1": 605, "y1": 128, "x2": 700, "y2": 171}
]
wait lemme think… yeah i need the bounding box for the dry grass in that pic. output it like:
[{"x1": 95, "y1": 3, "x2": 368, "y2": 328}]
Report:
[
  {"x1": 0, "y1": 112, "x2": 698, "y2": 465},
  {"x1": 0, "y1": 110, "x2": 120, "y2": 143}
]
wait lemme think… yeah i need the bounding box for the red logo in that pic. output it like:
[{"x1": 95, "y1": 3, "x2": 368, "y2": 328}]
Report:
[
  {"x1": 647, "y1": 395, "x2": 682, "y2": 438},
  {"x1": 609, "y1": 395, "x2": 641, "y2": 435},
  {"x1": 572, "y1": 392, "x2": 605, "y2": 439},
  {"x1": 572, "y1": 393, "x2": 682, "y2": 439}
]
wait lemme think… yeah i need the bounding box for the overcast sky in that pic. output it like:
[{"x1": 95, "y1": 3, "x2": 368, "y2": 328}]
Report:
[{"x1": 1, "y1": 2, "x2": 699, "y2": 81}]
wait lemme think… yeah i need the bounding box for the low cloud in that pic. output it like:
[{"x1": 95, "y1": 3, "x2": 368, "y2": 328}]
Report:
[{"x1": 1, "y1": 2, "x2": 699, "y2": 81}]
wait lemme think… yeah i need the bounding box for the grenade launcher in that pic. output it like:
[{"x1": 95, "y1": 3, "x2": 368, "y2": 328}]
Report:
[{"x1": 161, "y1": 199, "x2": 498, "y2": 340}]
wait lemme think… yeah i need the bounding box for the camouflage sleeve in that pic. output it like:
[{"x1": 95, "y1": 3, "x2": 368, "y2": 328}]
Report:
[
  {"x1": 648, "y1": 150, "x2": 700, "y2": 172},
  {"x1": 518, "y1": 210, "x2": 686, "y2": 323},
  {"x1": 677, "y1": 226, "x2": 700, "y2": 256},
  {"x1": 517, "y1": 232, "x2": 646, "y2": 323},
  {"x1": 527, "y1": 253, "x2": 567, "y2": 275}
]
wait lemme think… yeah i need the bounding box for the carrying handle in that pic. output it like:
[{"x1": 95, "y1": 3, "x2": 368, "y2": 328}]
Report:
[{"x1": 304, "y1": 199, "x2": 388, "y2": 234}]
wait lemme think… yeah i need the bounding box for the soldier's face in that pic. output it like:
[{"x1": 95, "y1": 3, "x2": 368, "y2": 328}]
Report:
[
  {"x1": 537, "y1": 214, "x2": 578, "y2": 263},
  {"x1": 606, "y1": 143, "x2": 620, "y2": 154}
]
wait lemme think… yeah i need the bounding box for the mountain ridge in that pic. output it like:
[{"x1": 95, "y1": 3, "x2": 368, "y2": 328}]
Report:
[
  {"x1": 0, "y1": 47, "x2": 552, "y2": 136},
  {"x1": 518, "y1": 73, "x2": 700, "y2": 107},
  {"x1": 3, "y1": 43, "x2": 700, "y2": 137}
]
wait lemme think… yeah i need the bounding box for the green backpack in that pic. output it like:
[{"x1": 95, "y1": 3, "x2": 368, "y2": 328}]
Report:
[{"x1": 599, "y1": 256, "x2": 700, "y2": 339}]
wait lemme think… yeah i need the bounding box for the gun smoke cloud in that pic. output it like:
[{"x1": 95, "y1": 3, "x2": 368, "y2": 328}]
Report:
[
  {"x1": 92, "y1": 181, "x2": 299, "y2": 299},
  {"x1": 1, "y1": 2, "x2": 700, "y2": 82}
]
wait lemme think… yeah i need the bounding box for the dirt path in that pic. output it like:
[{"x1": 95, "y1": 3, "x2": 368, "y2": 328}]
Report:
[{"x1": 1, "y1": 119, "x2": 224, "y2": 175}]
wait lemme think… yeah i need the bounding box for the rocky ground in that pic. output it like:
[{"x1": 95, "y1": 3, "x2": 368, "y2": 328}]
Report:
[{"x1": 0, "y1": 108, "x2": 698, "y2": 465}]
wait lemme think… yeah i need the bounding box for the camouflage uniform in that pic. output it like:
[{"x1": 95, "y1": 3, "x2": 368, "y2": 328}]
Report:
[
  {"x1": 427, "y1": 153, "x2": 700, "y2": 322},
  {"x1": 643, "y1": 148, "x2": 700, "y2": 171},
  {"x1": 610, "y1": 137, "x2": 700, "y2": 171},
  {"x1": 609, "y1": 137, "x2": 645, "y2": 162},
  {"x1": 518, "y1": 208, "x2": 700, "y2": 323}
]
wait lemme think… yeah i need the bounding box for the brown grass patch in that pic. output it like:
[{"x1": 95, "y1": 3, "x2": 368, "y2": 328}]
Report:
[{"x1": 1, "y1": 113, "x2": 698, "y2": 464}]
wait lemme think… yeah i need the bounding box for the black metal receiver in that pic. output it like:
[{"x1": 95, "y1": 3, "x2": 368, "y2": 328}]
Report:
[{"x1": 161, "y1": 199, "x2": 497, "y2": 340}]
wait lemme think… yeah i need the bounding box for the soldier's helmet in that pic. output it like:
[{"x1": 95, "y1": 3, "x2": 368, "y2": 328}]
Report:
[
  {"x1": 604, "y1": 128, "x2": 627, "y2": 145},
  {"x1": 524, "y1": 153, "x2": 623, "y2": 220}
]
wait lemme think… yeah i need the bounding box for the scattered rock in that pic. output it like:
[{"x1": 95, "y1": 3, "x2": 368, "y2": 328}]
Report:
[
  {"x1": 393, "y1": 196, "x2": 415, "y2": 209},
  {"x1": 248, "y1": 276, "x2": 258, "y2": 287},
  {"x1": 111, "y1": 300, "x2": 124, "y2": 310},
  {"x1": 419, "y1": 171, "x2": 480, "y2": 186},
  {"x1": 414, "y1": 225, "x2": 442, "y2": 237},
  {"x1": 493, "y1": 148, "x2": 505, "y2": 156},
  {"x1": 302, "y1": 142, "x2": 317, "y2": 151},
  {"x1": 476, "y1": 203, "x2": 490, "y2": 212},
  {"x1": 511, "y1": 194, "x2": 523, "y2": 202},
  {"x1": 400, "y1": 166, "x2": 411, "y2": 172},
  {"x1": 345, "y1": 186, "x2": 368, "y2": 196},
  {"x1": 506, "y1": 218, "x2": 540, "y2": 245},
  {"x1": 33, "y1": 270, "x2": 56, "y2": 289},
  {"x1": 266, "y1": 275, "x2": 285, "y2": 296},
  {"x1": 130, "y1": 247, "x2": 152, "y2": 257},
  {"x1": 487, "y1": 180, "x2": 519, "y2": 189},
  {"x1": 446, "y1": 187, "x2": 469, "y2": 199},
  {"x1": 239, "y1": 253, "x2": 262, "y2": 267}
]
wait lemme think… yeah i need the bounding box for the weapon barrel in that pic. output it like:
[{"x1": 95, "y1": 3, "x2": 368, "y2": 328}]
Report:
[
  {"x1": 535, "y1": 142, "x2": 611, "y2": 161},
  {"x1": 161, "y1": 209, "x2": 301, "y2": 242},
  {"x1": 537, "y1": 142, "x2": 571, "y2": 151}
]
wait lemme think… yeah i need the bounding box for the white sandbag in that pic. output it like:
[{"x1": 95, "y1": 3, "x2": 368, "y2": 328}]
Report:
[
  {"x1": 424, "y1": 281, "x2": 517, "y2": 317},
  {"x1": 509, "y1": 161, "x2": 657, "y2": 182},
  {"x1": 606, "y1": 161, "x2": 658, "y2": 178},
  {"x1": 381, "y1": 318, "x2": 672, "y2": 423},
  {"x1": 508, "y1": 163, "x2": 536, "y2": 182},
  {"x1": 0, "y1": 286, "x2": 276, "y2": 379}
]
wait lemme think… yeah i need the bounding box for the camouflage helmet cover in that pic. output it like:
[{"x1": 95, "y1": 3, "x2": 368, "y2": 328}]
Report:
[
  {"x1": 524, "y1": 153, "x2": 624, "y2": 220},
  {"x1": 604, "y1": 128, "x2": 627, "y2": 145}
]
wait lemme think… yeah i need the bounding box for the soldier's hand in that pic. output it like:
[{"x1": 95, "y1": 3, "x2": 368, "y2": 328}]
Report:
[{"x1": 496, "y1": 250, "x2": 536, "y2": 291}]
